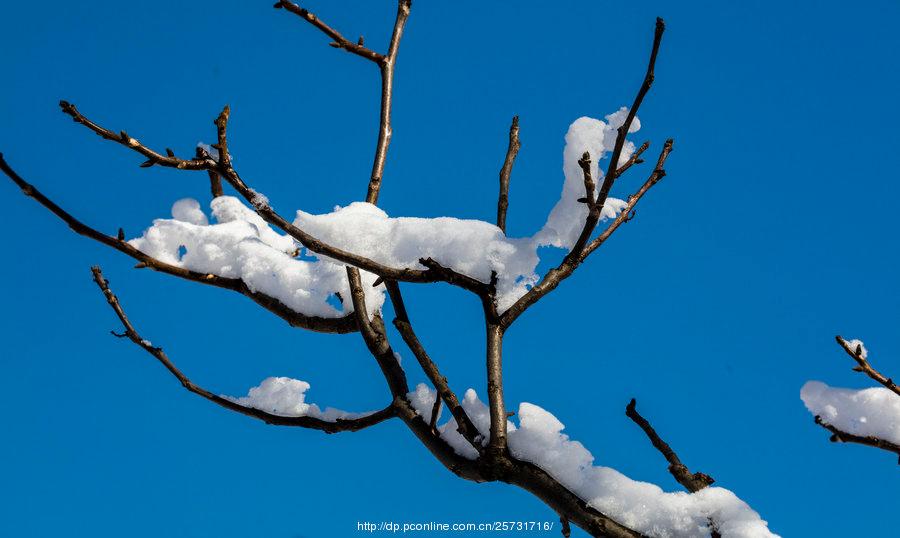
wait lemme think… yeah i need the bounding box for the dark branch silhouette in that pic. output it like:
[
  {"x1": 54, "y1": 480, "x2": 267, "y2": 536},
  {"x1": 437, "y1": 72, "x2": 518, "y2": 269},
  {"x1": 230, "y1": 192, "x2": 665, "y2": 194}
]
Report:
[{"x1": 0, "y1": 6, "x2": 773, "y2": 536}]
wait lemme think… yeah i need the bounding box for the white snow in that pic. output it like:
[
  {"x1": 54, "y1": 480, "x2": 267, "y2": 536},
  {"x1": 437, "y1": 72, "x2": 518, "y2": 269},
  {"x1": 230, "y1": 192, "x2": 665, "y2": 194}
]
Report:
[
  {"x1": 839, "y1": 337, "x2": 868, "y2": 359},
  {"x1": 226, "y1": 376, "x2": 369, "y2": 421},
  {"x1": 129, "y1": 196, "x2": 384, "y2": 318},
  {"x1": 801, "y1": 380, "x2": 900, "y2": 445},
  {"x1": 171, "y1": 198, "x2": 209, "y2": 226},
  {"x1": 128, "y1": 110, "x2": 639, "y2": 316},
  {"x1": 432, "y1": 389, "x2": 776, "y2": 538},
  {"x1": 407, "y1": 383, "x2": 443, "y2": 425}
]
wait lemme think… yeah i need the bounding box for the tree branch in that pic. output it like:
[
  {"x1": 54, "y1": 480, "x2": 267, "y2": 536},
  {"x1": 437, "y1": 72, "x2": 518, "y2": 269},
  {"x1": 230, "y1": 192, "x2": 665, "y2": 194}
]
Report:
[
  {"x1": 625, "y1": 399, "x2": 715, "y2": 492},
  {"x1": 500, "y1": 139, "x2": 673, "y2": 328},
  {"x1": 274, "y1": 1, "x2": 386, "y2": 63},
  {"x1": 563, "y1": 18, "x2": 664, "y2": 266},
  {"x1": 89, "y1": 265, "x2": 391, "y2": 432},
  {"x1": 346, "y1": 267, "x2": 410, "y2": 398},
  {"x1": 59, "y1": 101, "x2": 213, "y2": 170},
  {"x1": 813, "y1": 416, "x2": 900, "y2": 464},
  {"x1": 58, "y1": 101, "x2": 492, "y2": 298},
  {"x1": 485, "y1": 321, "x2": 506, "y2": 454},
  {"x1": 385, "y1": 281, "x2": 483, "y2": 451},
  {"x1": 497, "y1": 115, "x2": 520, "y2": 233},
  {"x1": 366, "y1": 0, "x2": 412, "y2": 204},
  {"x1": 626, "y1": 399, "x2": 720, "y2": 538},
  {"x1": 835, "y1": 335, "x2": 900, "y2": 397},
  {"x1": 0, "y1": 154, "x2": 356, "y2": 334}
]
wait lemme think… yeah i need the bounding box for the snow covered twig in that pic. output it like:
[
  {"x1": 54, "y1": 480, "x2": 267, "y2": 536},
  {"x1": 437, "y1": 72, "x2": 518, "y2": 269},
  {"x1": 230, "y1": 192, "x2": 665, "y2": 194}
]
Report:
[
  {"x1": 803, "y1": 337, "x2": 900, "y2": 463},
  {"x1": 89, "y1": 265, "x2": 393, "y2": 432}
]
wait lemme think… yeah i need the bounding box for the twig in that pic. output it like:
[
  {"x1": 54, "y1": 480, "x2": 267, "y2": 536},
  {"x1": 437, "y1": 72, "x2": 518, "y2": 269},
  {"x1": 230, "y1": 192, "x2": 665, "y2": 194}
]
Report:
[
  {"x1": 0, "y1": 154, "x2": 356, "y2": 334},
  {"x1": 58, "y1": 101, "x2": 493, "y2": 297},
  {"x1": 564, "y1": 19, "x2": 664, "y2": 265},
  {"x1": 497, "y1": 115, "x2": 520, "y2": 233},
  {"x1": 429, "y1": 395, "x2": 442, "y2": 433},
  {"x1": 274, "y1": 1, "x2": 386, "y2": 63},
  {"x1": 625, "y1": 399, "x2": 715, "y2": 492},
  {"x1": 835, "y1": 336, "x2": 900, "y2": 397},
  {"x1": 814, "y1": 416, "x2": 900, "y2": 464},
  {"x1": 89, "y1": 266, "x2": 392, "y2": 432},
  {"x1": 366, "y1": 0, "x2": 412, "y2": 204},
  {"x1": 500, "y1": 139, "x2": 673, "y2": 328},
  {"x1": 59, "y1": 101, "x2": 212, "y2": 170},
  {"x1": 626, "y1": 399, "x2": 721, "y2": 538}
]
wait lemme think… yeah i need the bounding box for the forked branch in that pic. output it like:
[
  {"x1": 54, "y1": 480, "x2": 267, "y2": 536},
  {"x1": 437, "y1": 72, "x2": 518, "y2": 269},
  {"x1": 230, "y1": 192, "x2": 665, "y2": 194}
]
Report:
[
  {"x1": 275, "y1": 0, "x2": 412, "y2": 204},
  {"x1": 89, "y1": 266, "x2": 392, "y2": 432}
]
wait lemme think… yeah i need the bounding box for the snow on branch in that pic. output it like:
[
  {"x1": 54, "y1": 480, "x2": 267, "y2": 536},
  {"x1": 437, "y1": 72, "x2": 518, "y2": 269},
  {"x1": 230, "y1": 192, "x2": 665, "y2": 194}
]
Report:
[
  {"x1": 0, "y1": 7, "x2": 781, "y2": 537},
  {"x1": 89, "y1": 266, "x2": 393, "y2": 432},
  {"x1": 802, "y1": 337, "x2": 900, "y2": 462},
  {"x1": 125, "y1": 110, "x2": 641, "y2": 317},
  {"x1": 408, "y1": 385, "x2": 776, "y2": 538}
]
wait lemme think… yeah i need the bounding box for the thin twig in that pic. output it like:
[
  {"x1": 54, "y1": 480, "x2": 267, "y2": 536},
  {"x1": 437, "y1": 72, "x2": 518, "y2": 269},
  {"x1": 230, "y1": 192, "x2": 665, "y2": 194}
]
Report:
[
  {"x1": 274, "y1": 1, "x2": 385, "y2": 63},
  {"x1": 625, "y1": 399, "x2": 715, "y2": 492},
  {"x1": 497, "y1": 115, "x2": 520, "y2": 233},
  {"x1": 89, "y1": 266, "x2": 392, "y2": 432},
  {"x1": 626, "y1": 399, "x2": 721, "y2": 538},
  {"x1": 564, "y1": 19, "x2": 664, "y2": 265},
  {"x1": 500, "y1": 139, "x2": 673, "y2": 328},
  {"x1": 59, "y1": 101, "x2": 212, "y2": 170},
  {"x1": 366, "y1": 0, "x2": 412, "y2": 204},
  {"x1": 835, "y1": 336, "x2": 900, "y2": 397}
]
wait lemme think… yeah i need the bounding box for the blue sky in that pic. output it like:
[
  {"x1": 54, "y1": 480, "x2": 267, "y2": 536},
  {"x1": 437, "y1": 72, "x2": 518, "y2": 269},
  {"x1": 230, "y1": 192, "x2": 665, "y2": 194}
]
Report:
[{"x1": 1, "y1": 1, "x2": 898, "y2": 536}]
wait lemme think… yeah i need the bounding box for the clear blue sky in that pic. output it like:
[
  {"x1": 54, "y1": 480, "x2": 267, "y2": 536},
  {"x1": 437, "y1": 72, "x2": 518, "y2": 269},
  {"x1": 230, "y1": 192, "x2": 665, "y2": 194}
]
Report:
[{"x1": 1, "y1": 1, "x2": 898, "y2": 537}]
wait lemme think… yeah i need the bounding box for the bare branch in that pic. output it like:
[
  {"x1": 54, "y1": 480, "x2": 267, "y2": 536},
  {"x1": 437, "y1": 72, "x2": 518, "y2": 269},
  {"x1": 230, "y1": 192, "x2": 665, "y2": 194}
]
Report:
[
  {"x1": 0, "y1": 154, "x2": 357, "y2": 334},
  {"x1": 274, "y1": 1, "x2": 385, "y2": 63},
  {"x1": 835, "y1": 336, "x2": 900, "y2": 397},
  {"x1": 813, "y1": 416, "x2": 900, "y2": 464},
  {"x1": 615, "y1": 141, "x2": 650, "y2": 177},
  {"x1": 497, "y1": 115, "x2": 520, "y2": 233},
  {"x1": 500, "y1": 139, "x2": 674, "y2": 328},
  {"x1": 626, "y1": 399, "x2": 721, "y2": 538},
  {"x1": 346, "y1": 267, "x2": 410, "y2": 398},
  {"x1": 59, "y1": 101, "x2": 213, "y2": 170},
  {"x1": 626, "y1": 399, "x2": 715, "y2": 492},
  {"x1": 580, "y1": 139, "x2": 674, "y2": 259},
  {"x1": 485, "y1": 322, "x2": 506, "y2": 453},
  {"x1": 196, "y1": 146, "x2": 224, "y2": 197},
  {"x1": 89, "y1": 266, "x2": 392, "y2": 432},
  {"x1": 592, "y1": 18, "x2": 666, "y2": 232},
  {"x1": 214, "y1": 105, "x2": 232, "y2": 168},
  {"x1": 366, "y1": 0, "x2": 412, "y2": 204},
  {"x1": 385, "y1": 281, "x2": 483, "y2": 451}
]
